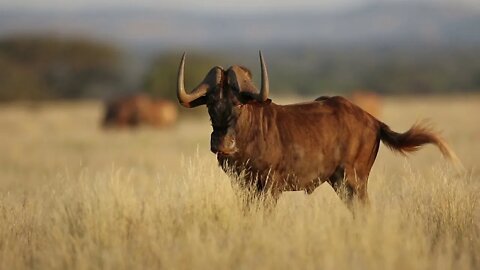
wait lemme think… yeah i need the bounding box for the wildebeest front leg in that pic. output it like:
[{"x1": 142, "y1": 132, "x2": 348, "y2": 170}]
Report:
[
  {"x1": 233, "y1": 176, "x2": 280, "y2": 212},
  {"x1": 235, "y1": 189, "x2": 280, "y2": 213}
]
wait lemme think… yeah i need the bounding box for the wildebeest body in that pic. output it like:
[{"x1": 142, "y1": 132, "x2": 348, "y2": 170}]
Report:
[
  {"x1": 217, "y1": 96, "x2": 380, "y2": 200},
  {"x1": 103, "y1": 94, "x2": 177, "y2": 128}
]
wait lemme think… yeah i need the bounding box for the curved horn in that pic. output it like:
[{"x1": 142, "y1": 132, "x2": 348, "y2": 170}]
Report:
[
  {"x1": 258, "y1": 51, "x2": 270, "y2": 101},
  {"x1": 177, "y1": 53, "x2": 209, "y2": 108}
]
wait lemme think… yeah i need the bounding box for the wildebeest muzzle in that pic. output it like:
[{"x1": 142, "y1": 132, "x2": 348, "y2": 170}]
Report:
[{"x1": 210, "y1": 131, "x2": 237, "y2": 156}]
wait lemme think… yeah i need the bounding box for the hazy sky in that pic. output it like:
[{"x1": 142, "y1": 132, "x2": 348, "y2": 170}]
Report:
[{"x1": 1, "y1": 0, "x2": 478, "y2": 12}]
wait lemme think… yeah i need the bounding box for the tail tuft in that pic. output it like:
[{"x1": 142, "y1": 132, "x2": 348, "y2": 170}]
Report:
[{"x1": 379, "y1": 121, "x2": 463, "y2": 170}]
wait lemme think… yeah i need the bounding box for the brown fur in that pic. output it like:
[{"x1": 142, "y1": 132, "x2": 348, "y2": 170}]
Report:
[
  {"x1": 221, "y1": 96, "x2": 458, "y2": 208},
  {"x1": 103, "y1": 94, "x2": 178, "y2": 128}
]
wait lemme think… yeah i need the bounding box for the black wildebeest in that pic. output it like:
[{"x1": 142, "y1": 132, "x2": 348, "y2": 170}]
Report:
[
  {"x1": 349, "y1": 91, "x2": 382, "y2": 119},
  {"x1": 103, "y1": 94, "x2": 178, "y2": 129},
  {"x1": 176, "y1": 51, "x2": 460, "y2": 209}
]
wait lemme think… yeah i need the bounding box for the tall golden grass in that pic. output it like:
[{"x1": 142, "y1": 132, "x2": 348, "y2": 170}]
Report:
[{"x1": 0, "y1": 96, "x2": 479, "y2": 269}]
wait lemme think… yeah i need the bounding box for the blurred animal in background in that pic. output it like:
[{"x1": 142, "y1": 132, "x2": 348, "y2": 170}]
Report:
[
  {"x1": 176, "y1": 51, "x2": 460, "y2": 210},
  {"x1": 349, "y1": 91, "x2": 382, "y2": 119},
  {"x1": 103, "y1": 94, "x2": 178, "y2": 128}
]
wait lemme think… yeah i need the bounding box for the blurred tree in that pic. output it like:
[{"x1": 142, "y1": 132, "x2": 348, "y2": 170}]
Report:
[{"x1": 0, "y1": 35, "x2": 122, "y2": 101}]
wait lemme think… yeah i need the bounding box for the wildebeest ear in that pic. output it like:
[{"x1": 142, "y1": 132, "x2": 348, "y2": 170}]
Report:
[
  {"x1": 239, "y1": 93, "x2": 272, "y2": 104},
  {"x1": 227, "y1": 65, "x2": 259, "y2": 98},
  {"x1": 238, "y1": 91, "x2": 256, "y2": 103}
]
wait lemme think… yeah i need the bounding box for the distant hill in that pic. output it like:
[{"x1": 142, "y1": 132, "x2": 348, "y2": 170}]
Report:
[{"x1": 1, "y1": 2, "x2": 479, "y2": 50}]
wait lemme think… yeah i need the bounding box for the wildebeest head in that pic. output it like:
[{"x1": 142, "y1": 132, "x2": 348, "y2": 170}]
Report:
[{"x1": 177, "y1": 52, "x2": 270, "y2": 156}]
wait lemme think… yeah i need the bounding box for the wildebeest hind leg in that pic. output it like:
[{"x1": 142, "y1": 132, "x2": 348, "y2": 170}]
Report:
[
  {"x1": 328, "y1": 166, "x2": 369, "y2": 211},
  {"x1": 344, "y1": 166, "x2": 370, "y2": 207},
  {"x1": 328, "y1": 167, "x2": 353, "y2": 210}
]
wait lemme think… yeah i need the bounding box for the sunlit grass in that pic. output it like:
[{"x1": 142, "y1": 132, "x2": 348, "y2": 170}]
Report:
[{"x1": 0, "y1": 97, "x2": 479, "y2": 269}]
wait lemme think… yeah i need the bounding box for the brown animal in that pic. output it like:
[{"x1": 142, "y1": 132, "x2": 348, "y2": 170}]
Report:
[
  {"x1": 176, "y1": 52, "x2": 460, "y2": 209},
  {"x1": 349, "y1": 91, "x2": 382, "y2": 118},
  {"x1": 103, "y1": 94, "x2": 177, "y2": 128}
]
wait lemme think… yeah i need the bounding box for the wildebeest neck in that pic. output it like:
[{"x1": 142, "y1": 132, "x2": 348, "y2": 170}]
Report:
[{"x1": 224, "y1": 102, "x2": 278, "y2": 161}]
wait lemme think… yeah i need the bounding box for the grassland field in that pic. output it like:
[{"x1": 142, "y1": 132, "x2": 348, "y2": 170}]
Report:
[{"x1": 0, "y1": 95, "x2": 479, "y2": 270}]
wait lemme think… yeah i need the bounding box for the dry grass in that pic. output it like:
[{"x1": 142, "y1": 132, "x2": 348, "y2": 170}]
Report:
[{"x1": 0, "y1": 96, "x2": 479, "y2": 270}]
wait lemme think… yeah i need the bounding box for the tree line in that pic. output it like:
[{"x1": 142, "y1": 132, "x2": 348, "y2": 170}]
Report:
[{"x1": 1, "y1": 35, "x2": 479, "y2": 102}]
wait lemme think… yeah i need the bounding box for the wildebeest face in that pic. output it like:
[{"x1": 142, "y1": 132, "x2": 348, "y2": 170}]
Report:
[
  {"x1": 207, "y1": 88, "x2": 238, "y2": 155},
  {"x1": 176, "y1": 52, "x2": 270, "y2": 155},
  {"x1": 206, "y1": 66, "x2": 251, "y2": 155}
]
